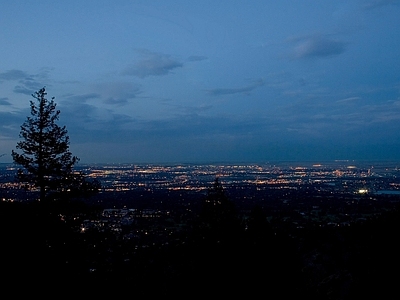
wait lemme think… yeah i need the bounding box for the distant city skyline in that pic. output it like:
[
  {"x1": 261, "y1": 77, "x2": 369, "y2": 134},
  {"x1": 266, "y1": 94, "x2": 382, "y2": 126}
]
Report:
[{"x1": 1, "y1": 1, "x2": 400, "y2": 164}]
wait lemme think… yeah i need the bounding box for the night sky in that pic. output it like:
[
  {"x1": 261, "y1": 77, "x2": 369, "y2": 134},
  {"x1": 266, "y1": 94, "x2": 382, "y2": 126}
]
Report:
[{"x1": 1, "y1": 0, "x2": 400, "y2": 164}]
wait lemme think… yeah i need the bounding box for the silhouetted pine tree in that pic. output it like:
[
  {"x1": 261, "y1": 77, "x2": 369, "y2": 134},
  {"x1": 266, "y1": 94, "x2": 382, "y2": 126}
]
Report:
[
  {"x1": 199, "y1": 177, "x2": 241, "y2": 243},
  {"x1": 11, "y1": 87, "x2": 95, "y2": 202},
  {"x1": 7, "y1": 87, "x2": 101, "y2": 290}
]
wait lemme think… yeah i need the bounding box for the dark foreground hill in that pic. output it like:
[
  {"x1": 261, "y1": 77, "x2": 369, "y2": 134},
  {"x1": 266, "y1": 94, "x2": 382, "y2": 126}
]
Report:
[{"x1": 1, "y1": 195, "x2": 400, "y2": 299}]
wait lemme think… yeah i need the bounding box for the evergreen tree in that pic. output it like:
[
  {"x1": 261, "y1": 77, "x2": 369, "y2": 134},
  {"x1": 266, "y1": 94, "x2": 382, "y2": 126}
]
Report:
[
  {"x1": 199, "y1": 177, "x2": 240, "y2": 241},
  {"x1": 12, "y1": 87, "x2": 80, "y2": 202}
]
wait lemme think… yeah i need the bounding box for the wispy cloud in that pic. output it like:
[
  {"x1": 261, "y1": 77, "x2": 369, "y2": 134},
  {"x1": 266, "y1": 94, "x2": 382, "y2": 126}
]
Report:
[
  {"x1": 0, "y1": 69, "x2": 47, "y2": 95},
  {"x1": 0, "y1": 110, "x2": 28, "y2": 139},
  {"x1": 122, "y1": 49, "x2": 183, "y2": 78},
  {"x1": 0, "y1": 70, "x2": 30, "y2": 81},
  {"x1": 161, "y1": 101, "x2": 213, "y2": 115},
  {"x1": 13, "y1": 84, "x2": 40, "y2": 95},
  {"x1": 103, "y1": 97, "x2": 131, "y2": 105},
  {"x1": 207, "y1": 79, "x2": 265, "y2": 96},
  {"x1": 65, "y1": 93, "x2": 101, "y2": 102},
  {"x1": 182, "y1": 104, "x2": 213, "y2": 114},
  {"x1": 363, "y1": 0, "x2": 400, "y2": 9},
  {"x1": 60, "y1": 102, "x2": 98, "y2": 123},
  {"x1": 58, "y1": 99, "x2": 135, "y2": 138},
  {"x1": 93, "y1": 81, "x2": 142, "y2": 105},
  {"x1": 336, "y1": 96, "x2": 361, "y2": 103},
  {"x1": 290, "y1": 35, "x2": 347, "y2": 59},
  {"x1": 0, "y1": 98, "x2": 11, "y2": 106}
]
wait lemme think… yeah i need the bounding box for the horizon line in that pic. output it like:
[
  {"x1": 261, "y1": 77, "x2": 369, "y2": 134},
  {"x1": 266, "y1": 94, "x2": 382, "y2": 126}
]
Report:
[{"x1": 2, "y1": 159, "x2": 400, "y2": 166}]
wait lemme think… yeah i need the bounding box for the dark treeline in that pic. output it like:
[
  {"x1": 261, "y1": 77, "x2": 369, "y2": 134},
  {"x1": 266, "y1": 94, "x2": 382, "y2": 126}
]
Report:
[{"x1": 2, "y1": 179, "x2": 400, "y2": 299}]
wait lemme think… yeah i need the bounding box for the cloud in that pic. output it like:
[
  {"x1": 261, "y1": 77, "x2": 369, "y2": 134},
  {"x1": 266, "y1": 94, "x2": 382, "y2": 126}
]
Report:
[
  {"x1": 183, "y1": 104, "x2": 213, "y2": 114},
  {"x1": 162, "y1": 101, "x2": 213, "y2": 115},
  {"x1": 0, "y1": 70, "x2": 30, "y2": 81},
  {"x1": 65, "y1": 93, "x2": 101, "y2": 102},
  {"x1": 13, "y1": 85, "x2": 36, "y2": 95},
  {"x1": 104, "y1": 97, "x2": 130, "y2": 105},
  {"x1": 58, "y1": 100, "x2": 134, "y2": 137},
  {"x1": 65, "y1": 112, "x2": 136, "y2": 144},
  {"x1": 94, "y1": 82, "x2": 142, "y2": 105},
  {"x1": 363, "y1": 0, "x2": 400, "y2": 9},
  {"x1": 0, "y1": 109, "x2": 28, "y2": 139},
  {"x1": 14, "y1": 81, "x2": 46, "y2": 95},
  {"x1": 60, "y1": 102, "x2": 98, "y2": 123},
  {"x1": 336, "y1": 96, "x2": 361, "y2": 103},
  {"x1": 109, "y1": 114, "x2": 262, "y2": 141},
  {"x1": 291, "y1": 35, "x2": 347, "y2": 59},
  {"x1": 122, "y1": 50, "x2": 183, "y2": 78},
  {"x1": 207, "y1": 79, "x2": 265, "y2": 96},
  {"x1": 0, "y1": 69, "x2": 47, "y2": 95},
  {"x1": 0, "y1": 98, "x2": 11, "y2": 106}
]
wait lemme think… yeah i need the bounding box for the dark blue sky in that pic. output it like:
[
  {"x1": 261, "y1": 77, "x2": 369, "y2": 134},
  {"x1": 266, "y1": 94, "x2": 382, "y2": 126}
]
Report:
[{"x1": 1, "y1": 1, "x2": 400, "y2": 163}]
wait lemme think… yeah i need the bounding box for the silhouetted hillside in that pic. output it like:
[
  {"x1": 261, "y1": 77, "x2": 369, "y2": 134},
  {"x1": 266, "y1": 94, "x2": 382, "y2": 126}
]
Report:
[{"x1": 2, "y1": 190, "x2": 400, "y2": 298}]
